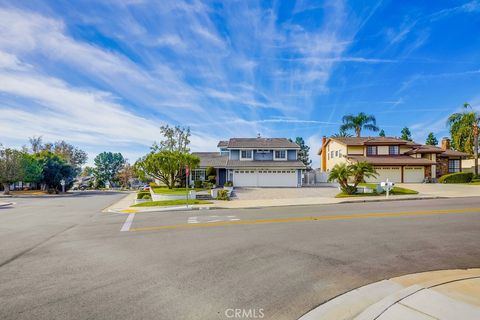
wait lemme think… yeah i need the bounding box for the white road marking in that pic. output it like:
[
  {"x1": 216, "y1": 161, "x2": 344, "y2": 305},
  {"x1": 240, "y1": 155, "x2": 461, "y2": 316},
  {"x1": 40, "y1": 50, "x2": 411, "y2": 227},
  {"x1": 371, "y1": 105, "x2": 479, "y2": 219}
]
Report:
[
  {"x1": 187, "y1": 215, "x2": 241, "y2": 224},
  {"x1": 121, "y1": 213, "x2": 136, "y2": 232}
]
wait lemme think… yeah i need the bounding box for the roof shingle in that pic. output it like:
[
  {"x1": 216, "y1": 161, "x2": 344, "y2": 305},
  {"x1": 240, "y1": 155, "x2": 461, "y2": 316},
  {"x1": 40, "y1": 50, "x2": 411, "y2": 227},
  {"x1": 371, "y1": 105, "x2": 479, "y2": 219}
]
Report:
[{"x1": 226, "y1": 138, "x2": 300, "y2": 149}]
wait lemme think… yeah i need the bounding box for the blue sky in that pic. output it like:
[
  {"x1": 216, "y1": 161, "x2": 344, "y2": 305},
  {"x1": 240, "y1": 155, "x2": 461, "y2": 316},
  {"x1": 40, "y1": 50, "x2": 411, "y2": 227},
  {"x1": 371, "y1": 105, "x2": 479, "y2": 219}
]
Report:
[{"x1": 0, "y1": 0, "x2": 479, "y2": 168}]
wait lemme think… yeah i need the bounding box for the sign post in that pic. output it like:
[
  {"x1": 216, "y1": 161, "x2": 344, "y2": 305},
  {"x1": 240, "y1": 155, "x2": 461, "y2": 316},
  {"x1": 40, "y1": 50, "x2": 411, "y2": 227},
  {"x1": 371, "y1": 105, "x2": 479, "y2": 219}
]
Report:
[
  {"x1": 186, "y1": 165, "x2": 189, "y2": 208},
  {"x1": 60, "y1": 179, "x2": 66, "y2": 193}
]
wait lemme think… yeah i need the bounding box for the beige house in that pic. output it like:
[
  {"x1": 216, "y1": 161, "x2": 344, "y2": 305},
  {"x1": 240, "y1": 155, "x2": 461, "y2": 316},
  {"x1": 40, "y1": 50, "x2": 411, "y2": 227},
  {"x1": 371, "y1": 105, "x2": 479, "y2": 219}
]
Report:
[{"x1": 319, "y1": 136, "x2": 469, "y2": 183}]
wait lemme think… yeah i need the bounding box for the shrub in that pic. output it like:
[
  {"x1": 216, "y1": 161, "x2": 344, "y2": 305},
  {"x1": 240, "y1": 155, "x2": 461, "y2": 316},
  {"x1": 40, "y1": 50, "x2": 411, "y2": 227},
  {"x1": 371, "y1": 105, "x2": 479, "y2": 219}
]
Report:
[
  {"x1": 203, "y1": 181, "x2": 214, "y2": 189},
  {"x1": 224, "y1": 181, "x2": 233, "y2": 187},
  {"x1": 207, "y1": 175, "x2": 216, "y2": 184},
  {"x1": 438, "y1": 172, "x2": 473, "y2": 183},
  {"x1": 137, "y1": 191, "x2": 150, "y2": 199},
  {"x1": 206, "y1": 166, "x2": 216, "y2": 178},
  {"x1": 149, "y1": 182, "x2": 157, "y2": 187},
  {"x1": 141, "y1": 194, "x2": 151, "y2": 200},
  {"x1": 194, "y1": 180, "x2": 203, "y2": 188},
  {"x1": 217, "y1": 189, "x2": 229, "y2": 200}
]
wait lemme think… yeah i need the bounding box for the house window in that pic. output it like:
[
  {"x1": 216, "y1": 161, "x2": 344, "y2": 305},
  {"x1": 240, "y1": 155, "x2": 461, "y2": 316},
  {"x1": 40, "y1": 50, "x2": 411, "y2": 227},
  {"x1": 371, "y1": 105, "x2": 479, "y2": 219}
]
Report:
[
  {"x1": 240, "y1": 150, "x2": 252, "y2": 159},
  {"x1": 448, "y1": 159, "x2": 460, "y2": 173},
  {"x1": 192, "y1": 169, "x2": 206, "y2": 181},
  {"x1": 389, "y1": 145, "x2": 399, "y2": 155},
  {"x1": 274, "y1": 150, "x2": 286, "y2": 159},
  {"x1": 335, "y1": 150, "x2": 339, "y2": 157},
  {"x1": 331, "y1": 151, "x2": 334, "y2": 158},
  {"x1": 367, "y1": 146, "x2": 377, "y2": 156}
]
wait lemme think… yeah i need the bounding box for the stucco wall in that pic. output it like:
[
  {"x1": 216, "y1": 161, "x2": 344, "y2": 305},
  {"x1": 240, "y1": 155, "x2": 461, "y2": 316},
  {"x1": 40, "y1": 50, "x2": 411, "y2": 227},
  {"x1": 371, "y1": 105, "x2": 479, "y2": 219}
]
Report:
[
  {"x1": 326, "y1": 140, "x2": 348, "y2": 171},
  {"x1": 287, "y1": 150, "x2": 297, "y2": 160},
  {"x1": 347, "y1": 146, "x2": 364, "y2": 155},
  {"x1": 462, "y1": 159, "x2": 478, "y2": 173},
  {"x1": 230, "y1": 150, "x2": 240, "y2": 160}
]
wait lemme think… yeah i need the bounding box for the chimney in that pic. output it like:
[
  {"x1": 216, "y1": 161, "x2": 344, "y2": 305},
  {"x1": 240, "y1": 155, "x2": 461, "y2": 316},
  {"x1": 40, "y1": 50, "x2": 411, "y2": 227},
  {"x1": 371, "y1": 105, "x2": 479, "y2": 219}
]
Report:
[
  {"x1": 441, "y1": 137, "x2": 451, "y2": 150},
  {"x1": 321, "y1": 136, "x2": 327, "y2": 172},
  {"x1": 257, "y1": 133, "x2": 261, "y2": 139}
]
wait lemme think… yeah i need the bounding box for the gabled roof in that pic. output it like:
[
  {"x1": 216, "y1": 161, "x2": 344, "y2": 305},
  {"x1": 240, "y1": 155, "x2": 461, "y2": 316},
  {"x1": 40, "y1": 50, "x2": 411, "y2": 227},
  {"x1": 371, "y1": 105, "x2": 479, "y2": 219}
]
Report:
[
  {"x1": 217, "y1": 140, "x2": 229, "y2": 148},
  {"x1": 438, "y1": 149, "x2": 470, "y2": 158},
  {"x1": 405, "y1": 145, "x2": 445, "y2": 155},
  {"x1": 331, "y1": 136, "x2": 418, "y2": 146},
  {"x1": 226, "y1": 138, "x2": 300, "y2": 149},
  {"x1": 192, "y1": 152, "x2": 228, "y2": 167}
]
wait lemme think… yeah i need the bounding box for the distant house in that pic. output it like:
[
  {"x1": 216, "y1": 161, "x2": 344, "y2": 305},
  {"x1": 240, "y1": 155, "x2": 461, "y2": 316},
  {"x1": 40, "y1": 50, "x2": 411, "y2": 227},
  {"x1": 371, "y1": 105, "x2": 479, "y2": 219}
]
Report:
[
  {"x1": 319, "y1": 136, "x2": 469, "y2": 183},
  {"x1": 192, "y1": 137, "x2": 307, "y2": 187}
]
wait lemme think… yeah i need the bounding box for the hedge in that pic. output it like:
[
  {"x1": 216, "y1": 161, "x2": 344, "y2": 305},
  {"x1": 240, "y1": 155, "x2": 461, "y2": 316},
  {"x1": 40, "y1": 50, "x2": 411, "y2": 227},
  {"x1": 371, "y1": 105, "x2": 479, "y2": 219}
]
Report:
[
  {"x1": 438, "y1": 172, "x2": 473, "y2": 184},
  {"x1": 137, "y1": 191, "x2": 151, "y2": 199}
]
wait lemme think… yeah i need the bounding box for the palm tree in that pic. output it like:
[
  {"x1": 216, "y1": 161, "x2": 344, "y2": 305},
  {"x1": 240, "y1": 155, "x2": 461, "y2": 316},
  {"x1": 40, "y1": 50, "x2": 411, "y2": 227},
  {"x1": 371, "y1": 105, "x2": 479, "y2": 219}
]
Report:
[
  {"x1": 332, "y1": 129, "x2": 353, "y2": 138},
  {"x1": 447, "y1": 103, "x2": 479, "y2": 176},
  {"x1": 350, "y1": 162, "x2": 378, "y2": 186},
  {"x1": 327, "y1": 163, "x2": 354, "y2": 194},
  {"x1": 340, "y1": 112, "x2": 379, "y2": 137}
]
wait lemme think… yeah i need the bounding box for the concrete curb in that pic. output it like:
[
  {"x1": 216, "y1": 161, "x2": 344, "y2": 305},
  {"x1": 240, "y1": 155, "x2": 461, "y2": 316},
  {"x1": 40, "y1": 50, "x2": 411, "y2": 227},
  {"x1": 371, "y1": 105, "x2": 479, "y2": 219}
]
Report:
[
  {"x1": 299, "y1": 268, "x2": 480, "y2": 320},
  {"x1": 0, "y1": 202, "x2": 14, "y2": 208}
]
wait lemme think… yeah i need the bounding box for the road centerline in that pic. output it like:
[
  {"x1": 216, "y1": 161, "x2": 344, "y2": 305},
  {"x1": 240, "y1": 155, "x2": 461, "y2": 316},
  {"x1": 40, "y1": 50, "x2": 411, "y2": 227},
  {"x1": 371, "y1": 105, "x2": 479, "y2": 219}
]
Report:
[{"x1": 128, "y1": 207, "x2": 480, "y2": 232}]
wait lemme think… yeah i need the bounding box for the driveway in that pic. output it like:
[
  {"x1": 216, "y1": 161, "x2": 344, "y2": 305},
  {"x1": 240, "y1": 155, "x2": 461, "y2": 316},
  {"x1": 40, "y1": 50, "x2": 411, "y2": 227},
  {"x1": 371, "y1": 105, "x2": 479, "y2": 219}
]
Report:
[
  {"x1": 398, "y1": 183, "x2": 480, "y2": 197},
  {"x1": 234, "y1": 186, "x2": 339, "y2": 200}
]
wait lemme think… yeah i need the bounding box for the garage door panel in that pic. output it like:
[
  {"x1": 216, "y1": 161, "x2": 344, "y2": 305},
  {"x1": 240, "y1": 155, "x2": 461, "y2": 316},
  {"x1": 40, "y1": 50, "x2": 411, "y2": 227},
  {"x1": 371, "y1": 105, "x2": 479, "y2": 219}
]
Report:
[
  {"x1": 366, "y1": 167, "x2": 402, "y2": 183},
  {"x1": 233, "y1": 170, "x2": 257, "y2": 187},
  {"x1": 258, "y1": 170, "x2": 297, "y2": 187},
  {"x1": 233, "y1": 169, "x2": 298, "y2": 187},
  {"x1": 404, "y1": 166, "x2": 424, "y2": 183}
]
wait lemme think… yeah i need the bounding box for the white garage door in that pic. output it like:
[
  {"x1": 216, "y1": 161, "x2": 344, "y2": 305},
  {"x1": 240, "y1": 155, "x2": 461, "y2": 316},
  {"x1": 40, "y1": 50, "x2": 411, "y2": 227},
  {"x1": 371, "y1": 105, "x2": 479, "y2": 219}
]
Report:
[
  {"x1": 366, "y1": 166, "x2": 402, "y2": 183},
  {"x1": 233, "y1": 170, "x2": 257, "y2": 187},
  {"x1": 233, "y1": 169, "x2": 298, "y2": 187},
  {"x1": 403, "y1": 166, "x2": 425, "y2": 183},
  {"x1": 258, "y1": 169, "x2": 297, "y2": 187}
]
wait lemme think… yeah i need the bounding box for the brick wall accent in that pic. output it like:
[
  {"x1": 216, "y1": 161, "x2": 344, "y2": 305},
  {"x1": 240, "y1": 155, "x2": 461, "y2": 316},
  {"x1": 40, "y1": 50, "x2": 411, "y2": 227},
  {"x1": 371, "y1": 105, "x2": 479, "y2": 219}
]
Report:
[
  {"x1": 437, "y1": 158, "x2": 449, "y2": 177},
  {"x1": 425, "y1": 165, "x2": 432, "y2": 178}
]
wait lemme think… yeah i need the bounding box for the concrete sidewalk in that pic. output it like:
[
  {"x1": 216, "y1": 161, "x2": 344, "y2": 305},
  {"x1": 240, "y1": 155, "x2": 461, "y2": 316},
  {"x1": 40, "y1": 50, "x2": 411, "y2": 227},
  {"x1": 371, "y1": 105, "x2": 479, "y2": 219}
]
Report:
[{"x1": 300, "y1": 269, "x2": 480, "y2": 320}]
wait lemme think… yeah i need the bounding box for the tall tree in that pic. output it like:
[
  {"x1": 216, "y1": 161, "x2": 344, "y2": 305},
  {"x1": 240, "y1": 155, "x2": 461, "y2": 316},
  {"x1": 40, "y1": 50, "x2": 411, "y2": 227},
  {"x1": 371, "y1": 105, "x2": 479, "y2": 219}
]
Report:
[
  {"x1": 22, "y1": 153, "x2": 43, "y2": 184},
  {"x1": 52, "y1": 140, "x2": 88, "y2": 167},
  {"x1": 290, "y1": 137, "x2": 311, "y2": 168},
  {"x1": 29, "y1": 136, "x2": 43, "y2": 154},
  {"x1": 379, "y1": 129, "x2": 386, "y2": 137},
  {"x1": 134, "y1": 151, "x2": 199, "y2": 189},
  {"x1": 36, "y1": 151, "x2": 77, "y2": 192},
  {"x1": 93, "y1": 152, "x2": 125, "y2": 187},
  {"x1": 116, "y1": 162, "x2": 136, "y2": 188},
  {"x1": 0, "y1": 148, "x2": 24, "y2": 195},
  {"x1": 80, "y1": 166, "x2": 95, "y2": 177},
  {"x1": 151, "y1": 125, "x2": 191, "y2": 153},
  {"x1": 36, "y1": 150, "x2": 78, "y2": 193},
  {"x1": 425, "y1": 132, "x2": 438, "y2": 146},
  {"x1": 447, "y1": 102, "x2": 479, "y2": 175},
  {"x1": 340, "y1": 112, "x2": 379, "y2": 137},
  {"x1": 401, "y1": 127, "x2": 413, "y2": 141}
]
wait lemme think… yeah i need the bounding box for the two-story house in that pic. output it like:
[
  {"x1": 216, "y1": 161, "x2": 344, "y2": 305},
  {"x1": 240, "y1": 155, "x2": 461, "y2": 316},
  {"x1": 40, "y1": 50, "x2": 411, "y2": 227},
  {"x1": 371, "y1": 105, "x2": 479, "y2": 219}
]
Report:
[
  {"x1": 319, "y1": 136, "x2": 469, "y2": 183},
  {"x1": 192, "y1": 137, "x2": 307, "y2": 187}
]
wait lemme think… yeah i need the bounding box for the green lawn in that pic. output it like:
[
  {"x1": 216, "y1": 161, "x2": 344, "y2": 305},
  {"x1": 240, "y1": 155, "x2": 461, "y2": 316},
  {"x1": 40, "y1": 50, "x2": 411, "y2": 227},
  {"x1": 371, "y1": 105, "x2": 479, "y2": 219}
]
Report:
[
  {"x1": 150, "y1": 187, "x2": 206, "y2": 195},
  {"x1": 132, "y1": 199, "x2": 213, "y2": 207},
  {"x1": 336, "y1": 183, "x2": 418, "y2": 198}
]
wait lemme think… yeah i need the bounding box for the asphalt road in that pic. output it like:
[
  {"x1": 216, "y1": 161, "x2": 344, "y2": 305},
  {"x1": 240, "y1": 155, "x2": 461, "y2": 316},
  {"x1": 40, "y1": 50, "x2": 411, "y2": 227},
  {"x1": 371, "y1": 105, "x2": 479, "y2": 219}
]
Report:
[{"x1": 1, "y1": 192, "x2": 480, "y2": 320}]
